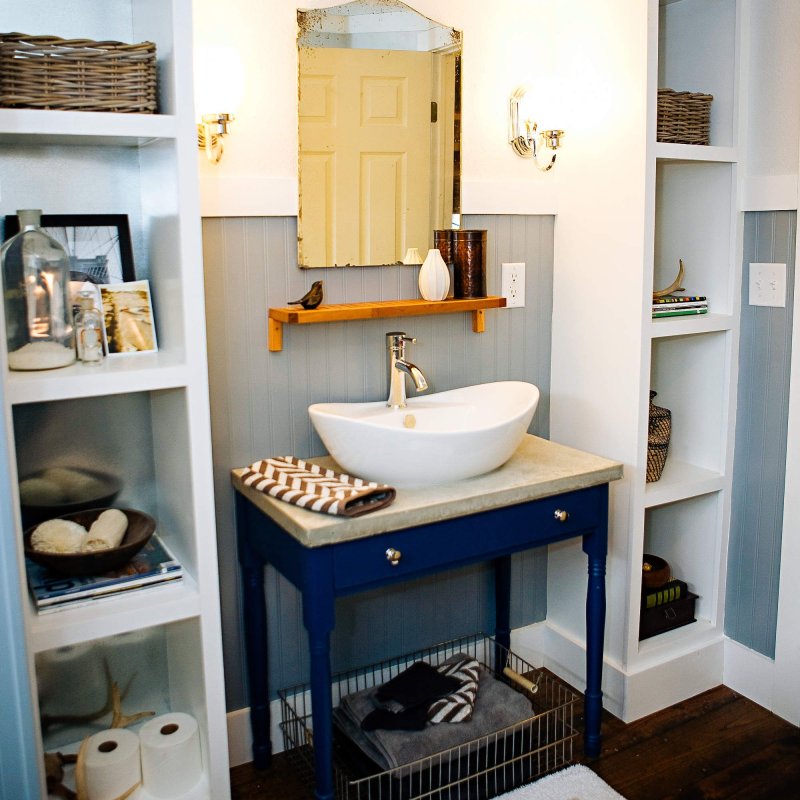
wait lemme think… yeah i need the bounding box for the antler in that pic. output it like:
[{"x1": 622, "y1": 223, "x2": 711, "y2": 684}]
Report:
[{"x1": 653, "y1": 259, "x2": 686, "y2": 298}]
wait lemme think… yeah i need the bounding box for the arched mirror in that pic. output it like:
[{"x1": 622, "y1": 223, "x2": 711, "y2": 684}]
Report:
[{"x1": 297, "y1": 0, "x2": 462, "y2": 268}]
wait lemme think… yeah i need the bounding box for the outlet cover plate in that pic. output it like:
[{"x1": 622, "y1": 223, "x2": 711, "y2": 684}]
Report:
[
  {"x1": 749, "y1": 262, "x2": 786, "y2": 307},
  {"x1": 501, "y1": 262, "x2": 526, "y2": 308}
]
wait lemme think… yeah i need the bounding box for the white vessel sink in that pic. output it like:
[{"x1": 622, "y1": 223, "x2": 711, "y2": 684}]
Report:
[{"x1": 308, "y1": 381, "x2": 540, "y2": 488}]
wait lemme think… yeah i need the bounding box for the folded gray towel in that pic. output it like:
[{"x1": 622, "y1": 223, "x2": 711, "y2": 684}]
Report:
[{"x1": 334, "y1": 661, "x2": 534, "y2": 772}]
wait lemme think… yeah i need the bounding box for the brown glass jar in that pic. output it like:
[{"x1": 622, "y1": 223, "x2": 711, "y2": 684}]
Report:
[{"x1": 452, "y1": 229, "x2": 487, "y2": 298}]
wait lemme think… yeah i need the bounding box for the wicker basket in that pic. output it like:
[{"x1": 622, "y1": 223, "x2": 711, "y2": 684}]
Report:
[
  {"x1": 657, "y1": 89, "x2": 713, "y2": 145},
  {"x1": 647, "y1": 391, "x2": 671, "y2": 482},
  {"x1": 0, "y1": 32, "x2": 157, "y2": 113}
]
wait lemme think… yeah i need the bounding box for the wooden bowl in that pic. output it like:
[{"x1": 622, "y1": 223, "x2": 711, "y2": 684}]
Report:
[
  {"x1": 642, "y1": 554, "x2": 670, "y2": 589},
  {"x1": 24, "y1": 508, "x2": 156, "y2": 577},
  {"x1": 19, "y1": 468, "x2": 122, "y2": 527}
]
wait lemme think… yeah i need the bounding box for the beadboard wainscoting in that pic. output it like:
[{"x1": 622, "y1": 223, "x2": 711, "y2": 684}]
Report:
[
  {"x1": 726, "y1": 210, "x2": 796, "y2": 657},
  {"x1": 202, "y1": 214, "x2": 555, "y2": 709}
]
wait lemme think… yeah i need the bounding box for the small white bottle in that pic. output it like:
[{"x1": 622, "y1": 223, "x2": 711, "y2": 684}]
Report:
[{"x1": 74, "y1": 290, "x2": 105, "y2": 365}]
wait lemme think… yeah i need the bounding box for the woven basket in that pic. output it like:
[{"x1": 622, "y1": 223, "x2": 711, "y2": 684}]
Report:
[
  {"x1": 657, "y1": 88, "x2": 713, "y2": 145},
  {"x1": 647, "y1": 391, "x2": 671, "y2": 482},
  {"x1": 0, "y1": 32, "x2": 157, "y2": 113}
]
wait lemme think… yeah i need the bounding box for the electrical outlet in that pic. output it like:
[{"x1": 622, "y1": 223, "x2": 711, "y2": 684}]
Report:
[
  {"x1": 501, "y1": 262, "x2": 526, "y2": 308},
  {"x1": 749, "y1": 262, "x2": 786, "y2": 307}
]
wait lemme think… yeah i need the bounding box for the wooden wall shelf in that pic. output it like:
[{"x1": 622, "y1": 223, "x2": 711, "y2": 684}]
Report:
[{"x1": 267, "y1": 296, "x2": 506, "y2": 351}]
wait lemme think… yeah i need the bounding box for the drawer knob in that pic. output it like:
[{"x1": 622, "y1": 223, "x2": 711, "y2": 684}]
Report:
[
  {"x1": 385, "y1": 547, "x2": 402, "y2": 566},
  {"x1": 554, "y1": 509, "x2": 569, "y2": 523}
]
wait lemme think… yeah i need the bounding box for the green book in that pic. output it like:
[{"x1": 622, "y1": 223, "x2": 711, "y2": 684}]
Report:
[
  {"x1": 642, "y1": 579, "x2": 688, "y2": 609},
  {"x1": 652, "y1": 307, "x2": 708, "y2": 318}
]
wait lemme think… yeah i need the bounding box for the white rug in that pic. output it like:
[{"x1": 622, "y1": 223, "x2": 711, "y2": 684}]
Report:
[{"x1": 494, "y1": 765, "x2": 626, "y2": 800}]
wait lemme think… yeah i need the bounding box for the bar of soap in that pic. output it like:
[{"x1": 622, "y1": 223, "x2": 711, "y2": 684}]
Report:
[
  {"x1": 82, "y1": 509, "x2": 128, "y2": 552},
  {"x1": 30, "y1": 519, "x2": 87, "y2": 554}
]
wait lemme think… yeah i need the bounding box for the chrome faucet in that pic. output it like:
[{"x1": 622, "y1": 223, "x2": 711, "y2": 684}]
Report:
[{"x1": 386, "y1": 331, "x2": 429, "y2": 408}]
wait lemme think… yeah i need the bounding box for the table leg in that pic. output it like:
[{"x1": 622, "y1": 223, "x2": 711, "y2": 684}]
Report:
[
  {"x1": 236, "y1": 494, "x2": 272, "y2": 769},
  {"x1": 303, "y1": 554, "x2": 336, "y2": 800},
  {"x1": 582, "y1": 491, "x2": 609, "y2": 758},
  {"x1": 493, "y1": 555, "x2": 512, "y2": 669}
]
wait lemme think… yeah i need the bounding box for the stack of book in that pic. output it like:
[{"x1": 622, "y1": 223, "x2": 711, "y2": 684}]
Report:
[
  {"x1": 652, "y1": 295, "x2": 708, "y2": 318},
  {"x1": 640, "y1": 577, "x2": 699, "y2": 639},
  {"x1": 26, "y1": 534, "x2": 182, "y2": 614},
  {"x1": 641, "y1": 578, "x2": 688, "y2": 610}
]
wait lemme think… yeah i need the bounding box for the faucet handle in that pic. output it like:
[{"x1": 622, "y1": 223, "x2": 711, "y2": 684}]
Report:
[{"x1": 386, "y1": 331, "x2": 416, "y2": 347}]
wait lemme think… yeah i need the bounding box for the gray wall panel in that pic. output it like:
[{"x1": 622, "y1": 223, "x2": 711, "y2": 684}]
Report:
[
  {"x1": 202, "y1": 215, "x2": 554, "y2": 709},
  {"x1": 726, "y1": 210, "x2": 795, "y2": 657}
]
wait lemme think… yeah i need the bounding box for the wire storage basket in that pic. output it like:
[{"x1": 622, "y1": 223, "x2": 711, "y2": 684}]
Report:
[
  {"x1": 280, "y1": 633, "x2": 579, "y2": 800},
  {"x1": 0, "y1": 32, "x2": 157, "y2": 113},
  {"x1": 657, "y1": 89, "x2": 713, "y2": 145}
]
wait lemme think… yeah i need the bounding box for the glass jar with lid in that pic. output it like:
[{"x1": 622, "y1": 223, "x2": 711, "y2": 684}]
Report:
[{"x1": 1, "y1": 209, "x2": 76, "y2": 370}]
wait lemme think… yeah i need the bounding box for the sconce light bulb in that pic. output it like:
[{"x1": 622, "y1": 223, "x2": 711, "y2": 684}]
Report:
[{"x1": 508, "y1": 87, "x2": 563, "y2": 170}]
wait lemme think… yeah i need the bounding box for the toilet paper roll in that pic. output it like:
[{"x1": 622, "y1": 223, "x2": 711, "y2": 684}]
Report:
[
  {"x1": 140, "y1": 712, "x2": 203, "y2": 798},
  {"x1": 83, "y1": 728, "x2": 141, "y2": 800}
]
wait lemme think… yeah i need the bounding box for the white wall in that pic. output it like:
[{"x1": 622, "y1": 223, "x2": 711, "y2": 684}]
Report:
[
  {"x1": 547, "y1": 0, "x2": 650, "y2": 667},
  {"x1": 743, "y1": 0, "x2": 800, "y2": 210},
  {"x1": 193, "y1": 0, "x2": 563, "y2": 216}
]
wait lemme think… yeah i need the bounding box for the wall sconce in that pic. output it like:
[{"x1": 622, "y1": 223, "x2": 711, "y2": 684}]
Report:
[
  {"x1": 194, "y1": 44, "x2": 245, "y2": 164},
  {"x1": 508, "y1": 87, "x2": 565, "y2": 171},
  {"x1": 197, "y1": 113, "x2": 235, "y2": 163}
]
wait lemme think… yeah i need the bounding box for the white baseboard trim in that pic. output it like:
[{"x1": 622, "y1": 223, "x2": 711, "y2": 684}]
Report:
[
  {"x1": 512, "y1": 621, "x2": 725, "y2": 723},
  {"x1": 227, "y1": 700, "x2": 286, "y2": 768},
  {"x1": 722, "y1": 637, "x2": 778, "y2": 715},
  {"x1": 511, "y1": 621, "x2": 627, "y2": 719}
]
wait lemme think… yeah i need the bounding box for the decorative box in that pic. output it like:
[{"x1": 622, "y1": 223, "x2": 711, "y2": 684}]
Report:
[{"x1": 639, "y1": 591, "x2": 698, "y2": 640}]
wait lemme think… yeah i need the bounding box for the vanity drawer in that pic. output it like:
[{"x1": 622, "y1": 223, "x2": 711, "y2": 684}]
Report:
[{"x1": 332, "y1": 486, "x2": 605, "y2": 592}]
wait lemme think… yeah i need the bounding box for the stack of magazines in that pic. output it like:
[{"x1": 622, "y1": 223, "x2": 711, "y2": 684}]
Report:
[
  {"x1": 652, "y1": 294, "x2": 708, "y2": 318},
  {"x1": 26, "y1": 534, "x2": 182, "y2": 614}
]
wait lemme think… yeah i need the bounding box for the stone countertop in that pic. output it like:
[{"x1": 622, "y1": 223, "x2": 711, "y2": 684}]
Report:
[{"x1": 231, "y1": 434, "x2": 623, "y2": 548}]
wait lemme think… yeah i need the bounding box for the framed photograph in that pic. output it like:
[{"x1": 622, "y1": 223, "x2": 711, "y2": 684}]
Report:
[
  {"x1": 4, "y1": 213, "x2": 135, "y2": 285},
  {"x1": 100, "y1": 280, "x2": 158, "y2": 356}
]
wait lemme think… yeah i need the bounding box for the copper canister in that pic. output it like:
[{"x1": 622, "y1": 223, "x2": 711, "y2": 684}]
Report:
[
  {"x1": 452, "y1": 229, "x2": 487, "y2": 298},
  {"x1": 434, "y1": 229, "x2": 454, "y2": 265}
]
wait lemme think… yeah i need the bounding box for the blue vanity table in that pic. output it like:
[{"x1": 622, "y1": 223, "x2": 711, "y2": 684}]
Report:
[{"x1": 233, "y1": 435, "x2": 622, "y2": 800}]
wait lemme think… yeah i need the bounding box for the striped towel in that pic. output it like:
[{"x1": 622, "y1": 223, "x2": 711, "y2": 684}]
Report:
[
  {"x1": 240, "y1": 456, "x2": 396, "y2": 517},
  {"x1": 428, "y1": 656, "x2": 481, "y2": 724}
]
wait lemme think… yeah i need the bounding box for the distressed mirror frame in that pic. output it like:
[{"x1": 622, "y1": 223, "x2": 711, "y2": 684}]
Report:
[{"x1": 297, "y1": 0, "x2": 462, "y2": 268}]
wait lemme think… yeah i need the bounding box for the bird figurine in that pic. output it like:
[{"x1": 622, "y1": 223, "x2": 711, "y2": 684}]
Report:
[{"x1": 289, "y1": 280, "x2": 324, "y2": 309}]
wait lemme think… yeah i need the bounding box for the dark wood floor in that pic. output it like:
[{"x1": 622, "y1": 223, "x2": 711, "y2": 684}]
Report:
[{"x1": 230, "y1": 685, "x2": 800, "y2": 799}]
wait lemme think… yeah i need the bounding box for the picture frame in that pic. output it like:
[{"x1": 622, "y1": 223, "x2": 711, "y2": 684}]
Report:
[
  {"x1": 100, "y1": 280, "x2": 158, "y2": 356},
  {"x1": 3, "y1": 213, "x2": 135, "y2": 285}
]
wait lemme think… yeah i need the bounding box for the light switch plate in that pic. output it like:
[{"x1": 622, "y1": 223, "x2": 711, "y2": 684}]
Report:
[{"x1": 749, "y1": 262, "x2": 787, "y2": 308}]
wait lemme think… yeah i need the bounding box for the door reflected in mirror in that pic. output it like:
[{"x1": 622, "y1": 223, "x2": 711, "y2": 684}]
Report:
[{"x1": 297, "y1": 0, "x2": 461, "y2": 268}]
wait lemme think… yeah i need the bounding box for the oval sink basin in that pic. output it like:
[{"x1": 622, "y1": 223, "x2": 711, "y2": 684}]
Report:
[{"x1": 308, "y1": 381, "x2": 540, "y2": 488}]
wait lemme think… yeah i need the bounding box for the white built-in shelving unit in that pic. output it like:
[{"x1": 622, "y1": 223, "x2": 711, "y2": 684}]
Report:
[
  {"x1": 0, "y1": 1, "x2": 230, "y2": 797},
  {"x1": 546, "y1": 0, "x2": 747, "y2": 724},
  {"x1": 630, "y1": 0, "x2": 744, "y2": 687}
]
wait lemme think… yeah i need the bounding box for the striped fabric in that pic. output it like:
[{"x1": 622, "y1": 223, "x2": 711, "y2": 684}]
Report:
[
  {"x1": 428, "y1": 657, "x2": 480, "y2": 724},
  {"x1": 240, "y1": 456, "x2": 396, "y2": 517}
]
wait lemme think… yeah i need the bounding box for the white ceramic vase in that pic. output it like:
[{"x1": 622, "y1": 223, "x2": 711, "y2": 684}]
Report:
[{"x1": 418, "y1": 248, "x2": 450, "y2": 301}]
